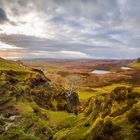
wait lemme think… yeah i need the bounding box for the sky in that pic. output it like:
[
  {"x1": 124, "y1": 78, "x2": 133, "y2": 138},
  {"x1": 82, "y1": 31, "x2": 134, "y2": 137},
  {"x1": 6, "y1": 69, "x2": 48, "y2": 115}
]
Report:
[{"x1": 0, "y1": 0, "x2": 140, "y2": 59}]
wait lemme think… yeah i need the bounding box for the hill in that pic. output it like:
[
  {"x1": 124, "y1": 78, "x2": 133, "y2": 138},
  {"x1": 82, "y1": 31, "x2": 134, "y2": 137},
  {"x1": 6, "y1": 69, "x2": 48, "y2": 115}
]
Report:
[
  {"x1": 0, "y1": 57, "x2": 29, "y2": 71},
  {"x1": 54, "y1": 87, "x2": 140, "y2": 140},
  {"x1": 0, "y1": 58, "x2": 80, "y2": 139},
  {"x1": 129, "y1": 58, "x2": 140, "y2": 69}
]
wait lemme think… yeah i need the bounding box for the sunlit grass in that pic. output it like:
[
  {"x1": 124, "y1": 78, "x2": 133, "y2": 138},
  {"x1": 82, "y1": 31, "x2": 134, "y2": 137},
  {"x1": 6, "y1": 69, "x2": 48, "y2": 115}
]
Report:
[
  {"x1": 45, "y1": 110, "x2": 77, "y2": 127},
  {"x1": 0, "y1": 58, "x2": 29, "y2": 72},
  {"x1": 129, "y1": 61, "x2": 140, "y2": 69},
  {"x1": 14, "y1": 102, "x2": 34, "y2": 115},
  {"x1": 133, "y1": 87, "x2": 140, "y2": 93},
  {"x1": 77, "y1": 83, "x2": 132, "y2": 100}
]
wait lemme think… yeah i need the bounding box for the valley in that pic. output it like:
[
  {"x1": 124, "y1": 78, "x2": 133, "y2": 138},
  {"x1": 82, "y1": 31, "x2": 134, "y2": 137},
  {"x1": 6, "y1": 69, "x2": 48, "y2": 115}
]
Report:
[
  {"x1": 24, "y1": 59, "x2": 139, "y2": 101},
  {"x1": 0, "y1": 58, "x2": 140, "y2": 140}
]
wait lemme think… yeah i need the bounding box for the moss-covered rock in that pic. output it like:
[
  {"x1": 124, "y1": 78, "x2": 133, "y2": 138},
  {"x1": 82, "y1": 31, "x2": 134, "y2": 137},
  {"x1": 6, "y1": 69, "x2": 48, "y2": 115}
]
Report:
[{"x1": 54, "y1": 87, "x2": 140, "y2": 140}]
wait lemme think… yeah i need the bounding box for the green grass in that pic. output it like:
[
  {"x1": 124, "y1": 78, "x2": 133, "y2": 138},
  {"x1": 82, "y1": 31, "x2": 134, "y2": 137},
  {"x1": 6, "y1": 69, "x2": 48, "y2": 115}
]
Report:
[
  {"x1": 14, "y1": 102, "x2": 34, "y2": 115},
  {"x1": 129, "y1": 61, "x2": 140, "y2": 69},
  {"x1": 0, "y1": 58, "x2": 29, "y2": 71},
  {"x1": 133, "y1": 87, "x2": 140, "y2": 93},
  {"x1": 77, "y1": 83, "x2": 132, "y2": 100},
  {"x1": 0, "y1": 58, "x2": 39, "y2": 81},
  {"x1": 45, "y1": 110, "x2": 77, "y2": 127},
  {"x1": 101, "y1": 83, "x2": 131, "y2": 91},
  {"x1": 14, "y1": 72, "x2": 31, "y2": 80},
  {"x1": 77, "y1": 88, "x2": 100, "y2": 100},
  {"x1": 54, "y1": 125, "x2": 89, "y2": 140},
  {"x1": 55, "y1": 87, "x2": 140, "y2": 140}
]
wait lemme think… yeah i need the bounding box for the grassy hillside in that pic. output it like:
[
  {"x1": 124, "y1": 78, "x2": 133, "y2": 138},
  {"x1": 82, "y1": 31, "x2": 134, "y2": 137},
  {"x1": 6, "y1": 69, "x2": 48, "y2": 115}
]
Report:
[
  {"x1": 54, "y1": 87, "x2": 140, "y2": 140},
  {"x1": 77, "y1": 83, "x2": 131, "y2": 100},
  {"x1": 0, "y1": 58, "x2": 29, "y2": 71},
  {"x1": 129, "y1": 59, "x2": 140, "y2": 69},
  {"x1": 0, "y1": 58, "x2": 80, "y2": 139}
]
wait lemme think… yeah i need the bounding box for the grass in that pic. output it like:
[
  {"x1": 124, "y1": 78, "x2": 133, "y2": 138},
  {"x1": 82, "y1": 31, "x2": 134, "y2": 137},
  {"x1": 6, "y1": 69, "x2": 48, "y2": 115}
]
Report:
[
  {"x1": 133, "y1": 87, "x2": 140, "y2": 93},
  {"x1": 101, "y1": 83, "x2": 131, "y2": 91},
  {"x1": 14, "y1": 102, "x2": 34, "y2": 115},
  {"x1": 54, "y1": 125, "x2": 89, "y2": 140},
  {"x1": 0, "y1": 58, "x2": 29, "y2": 72},
  {"x1": 55, "y1": 87, "x2": 140, "y2": 140},
  {"x1": 14, "y1": 72, "x2": 33, "y2": 80},
  {"x1": 129, "y1": 61, "x2": 140, "y2": 69},
  {"x1": 45, "y1": 110, "x2": 77, "y2": 127},
  {"x1": 0, "y1": 58, "x2": 39, "y2": 81},
  {"x1": 77, "y1": 83, "x2": 132, "y2": 100}
]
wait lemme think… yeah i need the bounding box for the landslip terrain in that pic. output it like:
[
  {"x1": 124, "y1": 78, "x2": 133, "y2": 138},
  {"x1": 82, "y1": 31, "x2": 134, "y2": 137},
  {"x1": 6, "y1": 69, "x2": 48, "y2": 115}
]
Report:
[{"x1": 0, "y1": 57, "x2": 140, "y2": 140}]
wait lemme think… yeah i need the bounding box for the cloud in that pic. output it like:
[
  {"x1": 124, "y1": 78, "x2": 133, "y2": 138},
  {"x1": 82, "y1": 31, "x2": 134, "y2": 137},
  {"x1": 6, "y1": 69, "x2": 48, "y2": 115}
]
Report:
[
  {"x1": 0, "y1": 8, "x2": 8, "y2": 23},
  {"x1": 0, "y1": 0, "x2": 140, "y2": 59},
  {"x1": 60, "y1": 51, "x2": 89, "y2": 58},
  {"x1": 0, "y1": 41, "x2": 22, "y2": 50},
  {"x1": 30, "y1": 50, "x2": 90, "y2": 59}
]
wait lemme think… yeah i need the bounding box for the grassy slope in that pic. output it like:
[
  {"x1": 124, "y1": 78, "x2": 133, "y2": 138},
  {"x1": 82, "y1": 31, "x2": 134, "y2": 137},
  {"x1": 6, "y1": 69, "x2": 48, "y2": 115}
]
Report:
[
  {"x1": 54, "y1": 87, "x2": 140, "y2": 140},
  {"x1": 0, "y1": 58, "x2": 81, "y2": 139},
  {"x1": 0, "y1": 58, "x2": 29, "y2": 71},
  {"x1": 46, "y1": 110, "x2": 76, "y2": 126},
  {"x1": 54, "y1": 59, "x2": 140, "y2": 139},
  {"x1": 129, "y1": 60, "x2": 140, "y2": 69},
  {"x1": 77, "y1": 83, "x2": 131, "y2": 100}
]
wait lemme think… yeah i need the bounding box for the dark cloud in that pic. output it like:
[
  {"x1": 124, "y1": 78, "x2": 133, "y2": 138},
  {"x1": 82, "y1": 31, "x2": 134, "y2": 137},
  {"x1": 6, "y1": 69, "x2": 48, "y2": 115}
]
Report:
[
  {"x1": 0, "y1": 8, "x2": 8, "y2": 23},
  {"x1": 51, "y1": 16, "x2": 83, "y2": 28}
]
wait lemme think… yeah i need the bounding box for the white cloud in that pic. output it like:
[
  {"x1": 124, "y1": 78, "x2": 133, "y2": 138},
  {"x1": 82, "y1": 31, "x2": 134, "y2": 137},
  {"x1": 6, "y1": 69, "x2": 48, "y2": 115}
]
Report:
[
  {"x1": 29, "y1": 50, "x2": 90, "y2": 59},
  {"x1": 60, "y1": 51, "x2": 88, "y2": 57},
  {"x1": 0, "y1": 12, "x2": 53, "y2": 38}
]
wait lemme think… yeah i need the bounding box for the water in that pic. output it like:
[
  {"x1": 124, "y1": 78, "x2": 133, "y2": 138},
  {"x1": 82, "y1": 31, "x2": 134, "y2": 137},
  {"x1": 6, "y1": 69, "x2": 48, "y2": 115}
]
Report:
[
  {"x1": 91, "y1": 70, "x2": 111, "y2": 74},
  {"x1": 121, "y1": 67, "x2": 131, "y2": 70}
]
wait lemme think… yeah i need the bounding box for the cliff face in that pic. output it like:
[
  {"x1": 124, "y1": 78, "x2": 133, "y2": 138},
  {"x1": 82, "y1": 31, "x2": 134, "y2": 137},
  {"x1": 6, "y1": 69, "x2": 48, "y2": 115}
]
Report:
[{"x1": 0, "y1": 58, "x2": 80, "y2": 111}]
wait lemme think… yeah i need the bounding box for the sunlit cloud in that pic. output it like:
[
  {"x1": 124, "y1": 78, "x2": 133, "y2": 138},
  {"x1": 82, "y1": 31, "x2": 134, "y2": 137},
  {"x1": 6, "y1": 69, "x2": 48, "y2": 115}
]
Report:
[
  {"x1": 30, "y1": 50, "x2": 90, "y2": 59},
  {"x1": 0, "y1": 41, "x2": 22, "y2": 50},
  {"x1": 60, "y1": 51, "x2": 89, "y2": 58},
  {"x1": 0, "y1": 49, "x2": 23, "y2": 59},
  {"x1": 0, "y1": 12, "x2": 52, "y2": 38}
]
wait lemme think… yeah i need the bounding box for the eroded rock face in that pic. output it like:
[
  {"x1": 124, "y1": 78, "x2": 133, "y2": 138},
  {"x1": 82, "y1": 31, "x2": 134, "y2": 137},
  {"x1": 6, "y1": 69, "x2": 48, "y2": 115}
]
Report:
[
  {"x1": 0, "y1": 68, "x2": 80, "y2": 113},
  {"x1": 67, "y1": 92, "x2": 80, "y2": 107},
  {"x1": 31, "y1": 68, "x2": 44, "y2": 75},
  {"x1": 55, "y1": 90, "x2": 80, "y2": 113},
  {"x1": 27, "y1": 74, "x2": 47, "y2": 87},
  {"x1": 0, "y1": 67, "x2": 80, "y2": 139}
]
